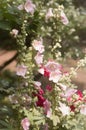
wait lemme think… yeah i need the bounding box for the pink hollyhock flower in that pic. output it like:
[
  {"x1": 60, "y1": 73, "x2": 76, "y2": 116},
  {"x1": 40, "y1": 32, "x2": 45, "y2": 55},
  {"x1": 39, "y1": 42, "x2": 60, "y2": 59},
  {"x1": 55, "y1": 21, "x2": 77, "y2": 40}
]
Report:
[
  {"x1": 45, "y1": 8, "x2": 53, "y2": 20},
  {"x1": 43, "y1": 100, "x2": 51, "y2": 118},
  {"x1": 80, "y1": 105, "x2": 86, "y2": 115},
  {"x1": 45, "y1": 61, "x2": 62, "y2": 73},
  {"x1": 10, "y1": 29, "x2": 18, "y2": 38},
  {"x1": 49, "y1": 71, "x2": 62, "y2": 83},
  {"x1": 18, "y1": 0, "x2": 36, "y2": 14},
  {"x1": 59, "y1": 102, "x2": 70, "y2": 116},
  {"x1": 34, "y1": 52, "x2": 44, "y2": 66},
  {"x1": 21, "y1": 117, "x2": 30, "y2": 130},
  {"x1": 24, "y1": 0, "x2": 36, "y2": 14},
  {"x1": 60, "y1": 11, "x2": 69, "y2": 25},
  {"x1": 64, "y1": 88, "x2": 77, "y2": 101},
  {"x1": 32, "y1": 39, "x2": 44, "y2": 53},
  {"x1": 16, "y1": 64, "x2": 27, "y2": 77},
  {"x1": 38, "y1": 61, "x2": 62, "y2": 81}
]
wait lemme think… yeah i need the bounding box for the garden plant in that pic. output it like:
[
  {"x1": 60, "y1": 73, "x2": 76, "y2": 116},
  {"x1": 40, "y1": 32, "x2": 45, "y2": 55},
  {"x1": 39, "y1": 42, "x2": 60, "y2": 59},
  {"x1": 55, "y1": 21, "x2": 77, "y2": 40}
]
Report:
[{"x1": 0, "y1": 0, "x2": 86, "y2": 130}]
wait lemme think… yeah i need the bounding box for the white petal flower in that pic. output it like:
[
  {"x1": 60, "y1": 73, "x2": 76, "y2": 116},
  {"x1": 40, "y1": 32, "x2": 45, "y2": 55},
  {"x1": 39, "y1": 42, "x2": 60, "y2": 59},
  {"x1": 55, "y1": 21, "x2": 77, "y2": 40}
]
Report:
[{"x1": 59, "y1": 102, "x2": 70, "y2": 116}]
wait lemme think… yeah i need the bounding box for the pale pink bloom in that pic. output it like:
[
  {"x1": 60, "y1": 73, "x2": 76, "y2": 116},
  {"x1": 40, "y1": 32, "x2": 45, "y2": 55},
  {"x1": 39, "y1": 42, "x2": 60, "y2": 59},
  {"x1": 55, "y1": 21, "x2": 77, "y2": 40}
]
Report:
[
  {"x1": 45, "y1": 61, "x2": 62, "y2": 73},
  {"x1": 63, "y1": 88, "x2": 77, "y2": 100},
  {"x1": 10, "y1": 29, "x2": 18, "y2": 38},
  {"x1": 49, "y1": 71, "x2": 62, "y2": 83},
  {"x1": 34, "y1": 52, "x2": 44, "y2": 66},
  {"x1": 43, "y1": 100, "x2": 51, "y2": 118},
  {"x1": 60, "y1": 11, "x2": 69, "y2": 25},
  {"x1": 32, "y1": 39, "x2": 44, "y2": 53},
  {"x1": 59, "y1": 102, "x2": 70, "y2": 116},
  {"x1": 16, "y1": 64, "x2": 27, "y2": 77},
  {"x1": 45, "y1": 8, "x2": 53, "y2": 20},
  {"x1": 21, "y1": 118, "x2": 30, "y2": 130},
  {"x1": 24, "y1": 0, "x2": 36, "y2": 14},
  {"x1": 80, "y1": 105, "x2": 86, "y2": 115}
]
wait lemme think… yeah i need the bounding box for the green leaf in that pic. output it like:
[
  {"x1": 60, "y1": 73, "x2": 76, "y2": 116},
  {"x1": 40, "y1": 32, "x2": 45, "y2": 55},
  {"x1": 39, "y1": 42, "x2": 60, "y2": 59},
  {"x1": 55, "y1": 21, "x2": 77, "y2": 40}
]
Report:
[
  {"x1": 0, "y1": 21, "x2": 11, "y2": 30},
  {"x1": 50, "y1": 115, "x2": 60, "y2": 126}
]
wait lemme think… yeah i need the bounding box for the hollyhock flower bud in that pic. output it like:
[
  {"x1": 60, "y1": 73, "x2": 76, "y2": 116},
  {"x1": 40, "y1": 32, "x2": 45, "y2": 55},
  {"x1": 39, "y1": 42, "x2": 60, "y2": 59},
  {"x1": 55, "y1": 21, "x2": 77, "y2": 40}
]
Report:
[
  {"x1": 34, "y1": 52, "x2": 44, "y2": 66},
  {"x1": 24, "y1": 0, "x2": 36, "y2": 14},
  {"x1": 45, "y1": 8, "x2": 53, "y2": 20},
  {"x1": 21, "y1": 117, "x2": 30, "y2": 130},
  {"x1": 60, "y1": 11, "x2": 69, "y2": 25},
  {"x1": 43, "y1": 100, "x2": 51, "y2": 118},
  {"x1": 36, "y1": 94, "x2": 45, "y2": 107},
  {"x1": 59, "y1": 102, "x2": 70, "y2": 116},
  {"x1": 16, "y1": 64, "x2": 27, "y2": 78},
  {"x1": 46, "y1": 85, "x2": 52, "y2": 92}
]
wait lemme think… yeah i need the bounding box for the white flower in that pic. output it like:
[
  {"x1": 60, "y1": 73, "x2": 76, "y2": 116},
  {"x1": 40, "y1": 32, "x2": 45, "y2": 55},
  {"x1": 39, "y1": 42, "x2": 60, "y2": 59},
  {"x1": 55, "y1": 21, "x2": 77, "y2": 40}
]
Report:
[
  {"x1": 80, "y1": 105, "x2": 86, "y2": 115},
  {"x1": 59, "y1": 102, "x2": 70, "y2": 116}
]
